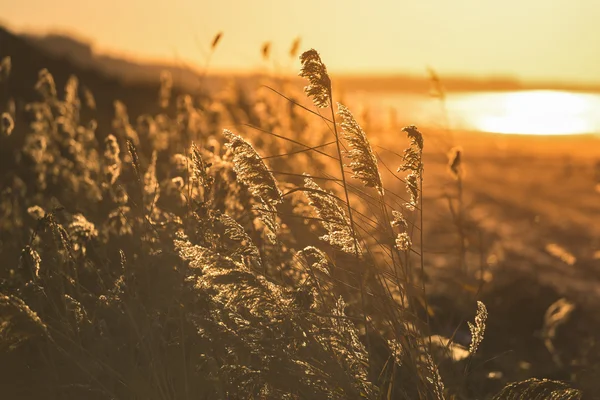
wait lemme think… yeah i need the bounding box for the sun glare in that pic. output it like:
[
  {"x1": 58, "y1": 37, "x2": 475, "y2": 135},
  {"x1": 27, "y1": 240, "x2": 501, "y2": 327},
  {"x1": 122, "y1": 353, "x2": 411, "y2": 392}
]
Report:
[{"x1": 449, "y1": 90, "x2": 600, "y2": 135}]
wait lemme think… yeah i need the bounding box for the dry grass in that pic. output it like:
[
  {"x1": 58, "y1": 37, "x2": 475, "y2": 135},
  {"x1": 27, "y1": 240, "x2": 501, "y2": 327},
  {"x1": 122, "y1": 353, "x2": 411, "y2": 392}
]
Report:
[{"x1": 0, "y1": 43, "x2": 590, "y2": 400}]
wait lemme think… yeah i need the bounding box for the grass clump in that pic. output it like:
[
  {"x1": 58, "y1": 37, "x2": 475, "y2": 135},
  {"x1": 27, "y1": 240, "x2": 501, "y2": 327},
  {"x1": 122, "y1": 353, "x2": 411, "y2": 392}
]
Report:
[{"x1": 0, "y1": 42, "x2": 585, "y2": 400}]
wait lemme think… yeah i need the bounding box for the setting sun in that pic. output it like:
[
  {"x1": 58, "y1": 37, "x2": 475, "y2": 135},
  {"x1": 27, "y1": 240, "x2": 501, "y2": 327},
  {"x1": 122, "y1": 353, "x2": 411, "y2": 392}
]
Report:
[{"x1": 447, "y1": 90, "x2": 600, "y2": 135}]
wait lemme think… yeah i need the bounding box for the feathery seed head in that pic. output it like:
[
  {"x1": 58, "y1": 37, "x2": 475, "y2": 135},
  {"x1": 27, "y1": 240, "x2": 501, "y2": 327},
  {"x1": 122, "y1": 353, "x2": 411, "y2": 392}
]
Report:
[
  {"x1": 211, "y1": 32, "x2": 223, "y2": 50},
  {"x1": 216, "y1": 212, "x2": 262, "y2": 265},
  {"x1": 27, "y1": 205, "x2": 46, "y2": 220},
  {"x1": 171, "y1": 176, "x2": 185, "y2": 190},
  {"x1": 20, "y1": 245, "x2": 41, "y2": 279},
  {"x1": 395, "y1": 232, "x2": 412, "y2": 252},
  {"x1": 425, "y1": 353, "x2": 446, "y2": 399},
  {"x1": 447, "y1": 146, "x2": 462, "y2": 180},
  {"x1": 405, "y1": 173, "x2": 419, "y2": 211},
  {"x1": 391, "y1": 210, "x2": 408, "y2": 230},
  {"x1": 69, "y1": 214, "x2": 99, "y2": 255},
  {"x1": 299, "y1": 49, "x2": 332, "y2": 108},
  {"x1": 391, "y1": 210, "x2": 412, "y2": 251},
  {"x1": 171, "y1": 153, "x2": 189, "y2": 176},
  {"x1": 303, "y1": 175, "x2": 360, "y2": 255},
  {"x1": 23, "y1": 134, "x2": 47, "y2": 164},
  {"x1": 402, "y1": 125, "x2": 424, "y2": 152},
  {"x1": 224, "y1": 129, "x2": 282, "y2": 242},
  {"x1": 104, "y1": 134, "x2": 120, "y2": 161},
  {"x1": 83, "y1": 86, "x2": 96, "y2": 109},
  {"x1": 190, "y1": 143, "x2": 214, "y2": 194},
  {"x1": 69, "y1": 214, "x2": 98, "y2": 240},
  {"x1": 125, "y1": 141, "x2": 141, "y2": 185},
  {"x1": 143, "y1": 151, "x2": 159, "y2": 209},
  {"x1": 159, "y1": 71, "x2": 173, "y2": 108},
  {"x1": 35, "y1": 69, "x2": 57, "y2": 99},
  {"x1": 427, "y1": 67, "x2": 446, "y2": 101},
  {"x1": 398, "y1": 126, "x2": 424, "y2": 210},
  {"x1": 290, "y1": 37, "x2": 301, "y2": 59},
  {"x1": 337, "y1": 103, "x2": 384, "y2": 195},
  {"x1": 296, "y1": 246, "x2": 331, "y2": 277},
  {"x1": 388, "y1": 339, "x2": 403, "y2": 366},
  {"x1": 1, "y1": 112, "x2": 14, "y2": 137},
  {"x1": 468, "y1": 301, "x2": 488, "y2": 354},
  {"x1": 104, "y1": 134, "x2": 121, "y2": 185},
  {"x1": 106, "y1": 206, "x2": 132, "y2": 236},
  {"x1": 64, "y1": 76, "x2": 79, "y2": 108},
  {"x1": 0, "y1": 294, "x2": 48, "y2": 346},
  {"x1": 261, "y1": 42, "x2": 271, "y2": 61},
  {"x1": 223, "y1": 129, "x2": 282, "y2": 206},
  {"x1": 0, "y1": 56, "x2": 11, "y2": 81}
]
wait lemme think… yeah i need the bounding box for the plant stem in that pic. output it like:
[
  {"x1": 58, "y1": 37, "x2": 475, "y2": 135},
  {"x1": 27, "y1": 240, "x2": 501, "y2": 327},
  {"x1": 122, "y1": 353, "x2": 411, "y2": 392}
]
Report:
[{"x1": 328, "y1": 97, "x2": 372, "y2": 375}]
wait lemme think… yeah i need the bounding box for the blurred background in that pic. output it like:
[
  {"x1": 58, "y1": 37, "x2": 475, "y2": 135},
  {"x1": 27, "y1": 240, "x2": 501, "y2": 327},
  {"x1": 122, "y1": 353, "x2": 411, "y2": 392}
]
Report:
[
  {"x1": 1, "y1": 0, "x2": 600, "y2": 397},
  {"x1": 5, "y1": 0, "x2": 600, "y2": 136}
]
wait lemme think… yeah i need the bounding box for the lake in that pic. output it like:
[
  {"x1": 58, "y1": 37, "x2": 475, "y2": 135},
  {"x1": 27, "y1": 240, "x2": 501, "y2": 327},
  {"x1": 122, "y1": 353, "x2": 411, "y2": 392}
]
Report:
[{"x1": 349, "y1": 90, "x2": 600, "y2": 136}]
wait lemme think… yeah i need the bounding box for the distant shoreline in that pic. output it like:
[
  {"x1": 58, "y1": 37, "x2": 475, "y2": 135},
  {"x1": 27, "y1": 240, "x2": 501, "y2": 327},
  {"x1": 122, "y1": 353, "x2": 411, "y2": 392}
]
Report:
[{"x1": 15, "y1": 28, "x2": 600, "y2": 95}]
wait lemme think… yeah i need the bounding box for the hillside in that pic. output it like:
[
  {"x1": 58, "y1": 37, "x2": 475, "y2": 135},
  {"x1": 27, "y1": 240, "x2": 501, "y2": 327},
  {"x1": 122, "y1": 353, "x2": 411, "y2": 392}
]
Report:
[{"x1": 0, "y1": 26, "x2": 187, "y2": 175}]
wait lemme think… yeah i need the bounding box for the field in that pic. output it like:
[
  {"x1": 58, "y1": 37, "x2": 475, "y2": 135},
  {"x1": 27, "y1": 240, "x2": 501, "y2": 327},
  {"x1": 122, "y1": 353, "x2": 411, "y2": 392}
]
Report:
[{"x1": 0, "y1": 27, "x2": 599, "y2": 399}]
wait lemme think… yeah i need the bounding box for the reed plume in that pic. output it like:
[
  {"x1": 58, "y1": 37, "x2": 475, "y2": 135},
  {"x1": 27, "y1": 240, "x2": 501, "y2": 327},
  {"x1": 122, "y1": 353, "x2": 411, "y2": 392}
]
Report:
[
  {"x1": 68, "y1": 213, "x2": 99, "y2": 256},
  {"x1": 1, "y1": 112, "x2": 14, "y2": 137},
  {"x1": 290, "y1": 37, "x2": 301, "y2": 59},
  {"x1": 296, "y1": 246, "x2": 330, "y2": 277},
  {"x1": 113, "y1": 100, "x2": 139, "y2": 146},
  {"x1": 468, "y1": 300, "x2": 488, "y2": 354},
  {"x1": 143, "y1": 151, "x2": 159, "y2": 209},
  {"x1": 425, "y1": 353, "x2": 446, "y2": 400},
  {"x1": 0, "y1": 294, "x2": 48, "y2": 351},
  {"x1": 216, "y1": 212, "x2": 262, "y2": 266},
  {"x1": 542, "y1": 298, "x2": 575, "y2": 367},
  {"x1": 299, "y1": 49, "x2": 332, "y2": 108},
  {"x1": 20, "y1": 245, "x2": 41, "y2": 280},
  {"x1": 303, "y1": 174, "x2": 360, "y2": 255},
  {"x1": 492, "y1": 378, "x2": 581, "y2": 400},
  {"x1": 0, "y1": 56, "x2": 11, "y2": 82},
  {"x1": 83, "y1": 86, "x2": 96, "y2": 109},
  {"x1": 211, "y1": 32, "x2": 223, "y2": 50},
  {"x1": 391, "y1": 210, "x2": 412, "y2": 251},
  {"x1": 261, "y1": 42, "x2": 271, "y2": 61},
  {"x1": 27, "y1": 205, "x2": 46, "y2": 220},
  {"x1": 447, "y1": 146, "x2": 462, "y2": 180},
  {"x1": 337, "y1": 102, "x2": 384, "y2": 195},
  {"x1": 126, "y1": 139, "x2": 141, "y2": 183},
  {"x1": 35, "y1": 69, "x2": 57, "y2": 100},
  {"x1": 224, "y1": 129, "x2": 282, "y2": 242},
  {"x1": 159, "y1": 71, "x2": 173, "y2": 109},
  {"x1": 103, "y1": 134, "x2": 121, "y2": 185},
  {"x1": 190, "y1": 143, "x2": 214, "y2": 198},
  {"x1": 398, "y1": 126, "x2": 424, "y2": 211}
]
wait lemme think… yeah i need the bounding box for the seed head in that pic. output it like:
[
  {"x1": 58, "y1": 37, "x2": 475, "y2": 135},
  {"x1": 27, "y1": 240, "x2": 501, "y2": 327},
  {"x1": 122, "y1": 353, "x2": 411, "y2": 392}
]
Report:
[
  {"x1": 299, "y1": 49, "x2": 332, "y2": 108},
  {"x1": 1, "y1": 112, "x2": 14, "y2": 137},
  {"x1": 468, "y1": 301, "x2": 488, "y2": 354},
  {"x1": 337, "y1": 103, "x2": 384, "y2": 195}
]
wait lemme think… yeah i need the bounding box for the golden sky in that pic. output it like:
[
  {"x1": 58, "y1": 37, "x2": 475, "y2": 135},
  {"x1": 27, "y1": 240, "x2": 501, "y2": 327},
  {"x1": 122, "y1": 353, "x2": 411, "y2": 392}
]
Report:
[{"x1": 3, "y1": 0, "x2": 600, "y2": 84}]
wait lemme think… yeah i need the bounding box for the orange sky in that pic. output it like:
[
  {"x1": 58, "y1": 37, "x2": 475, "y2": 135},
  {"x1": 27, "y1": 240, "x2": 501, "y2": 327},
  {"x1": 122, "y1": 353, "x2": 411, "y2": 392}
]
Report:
[{"x1": 3, "y1": 0, "x2": 600, "y2": 84}]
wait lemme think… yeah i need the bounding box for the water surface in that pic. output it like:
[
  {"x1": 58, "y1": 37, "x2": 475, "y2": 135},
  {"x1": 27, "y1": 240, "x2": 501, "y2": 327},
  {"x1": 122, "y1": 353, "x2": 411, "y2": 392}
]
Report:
[{"x1": 352, "y1": 90, "x2": 600, "y2": 135}]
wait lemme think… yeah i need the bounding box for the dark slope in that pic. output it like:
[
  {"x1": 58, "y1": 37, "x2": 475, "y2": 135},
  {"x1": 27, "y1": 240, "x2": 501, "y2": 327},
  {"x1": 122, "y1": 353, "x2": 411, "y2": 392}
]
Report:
[
  {"x1": 22, "y1": 32, "x2": 203, "y2": 90},
  {"x1": 0, "y1": 25, "x2": 186, "y2": 175},
  {"x1": 0, "y1": 25, "x2": 168, "y2": 125}
]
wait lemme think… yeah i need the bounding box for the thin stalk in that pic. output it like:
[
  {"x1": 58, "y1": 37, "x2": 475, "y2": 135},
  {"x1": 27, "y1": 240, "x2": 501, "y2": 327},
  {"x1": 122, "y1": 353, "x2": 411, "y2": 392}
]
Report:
[
  {"x1": 419, "y1": 169, "x2": 432, "y2": 334},
  {"x1": 327, "y1": 101, "x2": 360, "y2": 258},
  {"x1": 327, "y1": 95, "x2": 373, "y2": 377},
  {"x1": 456, "y1": 174, "x2": 467, "y2": 274}
]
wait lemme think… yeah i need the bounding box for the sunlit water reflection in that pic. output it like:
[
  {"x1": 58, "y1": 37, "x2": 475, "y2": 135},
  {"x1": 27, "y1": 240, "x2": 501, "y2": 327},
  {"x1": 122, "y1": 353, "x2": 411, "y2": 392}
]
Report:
[{"x1": 353, "y1": 90, "x2": 600, "y2": 135}]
